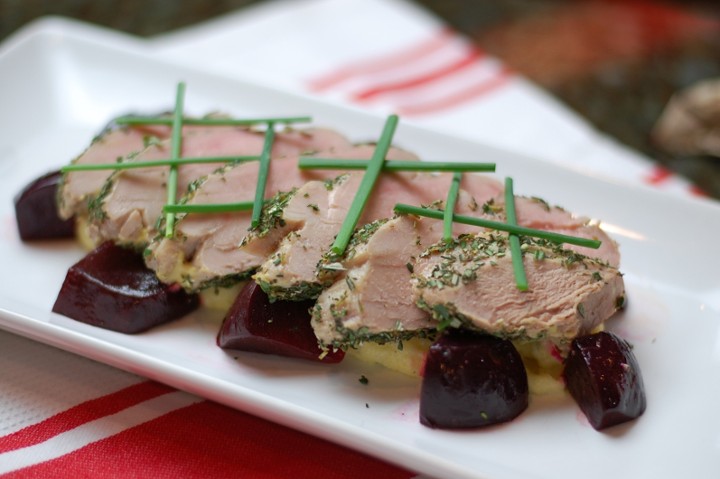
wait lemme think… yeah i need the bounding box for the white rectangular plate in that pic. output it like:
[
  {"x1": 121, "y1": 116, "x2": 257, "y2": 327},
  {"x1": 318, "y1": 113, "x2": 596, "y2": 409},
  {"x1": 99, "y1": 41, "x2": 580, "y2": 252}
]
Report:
[{"x1": 1, "y1": 18, "x2": 719, "y2": 479}]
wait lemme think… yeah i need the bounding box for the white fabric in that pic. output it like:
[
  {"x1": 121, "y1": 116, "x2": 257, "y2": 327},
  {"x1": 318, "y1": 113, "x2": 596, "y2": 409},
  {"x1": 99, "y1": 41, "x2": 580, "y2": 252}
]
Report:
[
  {"x1": 150, "y1": 0, "x2": 699, "y2": 196},
  {"x1": 0, "y1": 330, "x2": 142, "y2": 436}
]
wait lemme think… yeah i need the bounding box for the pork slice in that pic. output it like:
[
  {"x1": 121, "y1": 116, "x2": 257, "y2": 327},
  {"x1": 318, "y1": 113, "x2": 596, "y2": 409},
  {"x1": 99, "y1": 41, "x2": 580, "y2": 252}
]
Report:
[
  {"x1": 59, "y1": 123, "x2": 172, "y2": 219},
  {"x1": 146, "y1": 143, "x2": 413, "y2": 289},
  {"x1": 412, "y1": 232, "x2": 625, "y2": 344},
  {"x1": 482, "y1": 196, "x2": 620, "y2": 267},
  {"x1": 87, "y1": 126, "x2": 351, "y2": 248},
  {"x1": 313, "y1": 189, "x2": 623, "y2": 347},
  {"x1": 253, "y1": 171, "x2": 503, "y2": 301},
  {"x1": 311, "y1": 199, "x2": 481, "y2": 348},
  {"x1": 145, "y1": 144, "x2": 395, "y2": 290}
]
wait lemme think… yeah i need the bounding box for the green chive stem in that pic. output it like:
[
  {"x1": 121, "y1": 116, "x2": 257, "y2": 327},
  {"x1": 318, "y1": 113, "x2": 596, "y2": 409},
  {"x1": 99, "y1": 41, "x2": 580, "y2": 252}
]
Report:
[
  {"x1": 443, "y1": 172, "x2": 462, "y2": 242},
  {"x1": 61, "y1": 156, "x2": 260, "y2": 172},
  {"x1": 299, "y1": 158, "x2": 495, "y2": 172},
  {"x1": 505, "y1": 177, "x2": 528, "y2": 291},
  {"x1": 251, "y1": 123, "x2": 276, "y2": 229},
  {"x1": 393, "y1": 203, "x2": 602, "y2": 249},
  {"x1": 331, "y1": 115, "x2": 399, "y2": 255},
  {"x1": 165, "y1": 82, "x2": 186, "y2": 237},
  {"x1": 163, "y1": 202, "x2": 253, "y2": 214},
  {"x1": 115, "y1": 116, "x2": 312, "y2": 126}
]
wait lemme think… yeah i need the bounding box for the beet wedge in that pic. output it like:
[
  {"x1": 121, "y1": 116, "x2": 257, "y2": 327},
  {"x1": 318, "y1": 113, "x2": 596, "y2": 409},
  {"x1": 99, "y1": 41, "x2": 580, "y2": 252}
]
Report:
[
  {"x1": 218, "y1": 281, "x2": 344, "y2": 363},
  {"x1": 15, "y1": 170, "x2": 75, "y2": 241},
  {"x1": 52, "y1": 242, "x2": 199, "y2": 333},
  {"x1": 564, "y1": 331, "x2": 646, "y2": 430},
  {"x1": 420, "y1": 330, "x2": 529, "y2": 429}
]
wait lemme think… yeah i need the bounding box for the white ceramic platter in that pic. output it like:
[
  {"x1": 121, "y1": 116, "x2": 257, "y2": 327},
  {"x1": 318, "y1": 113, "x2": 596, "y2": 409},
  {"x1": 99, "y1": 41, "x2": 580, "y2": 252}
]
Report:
[{"x1": 1, "y1": 19, "x2": 719, "y2": 479}]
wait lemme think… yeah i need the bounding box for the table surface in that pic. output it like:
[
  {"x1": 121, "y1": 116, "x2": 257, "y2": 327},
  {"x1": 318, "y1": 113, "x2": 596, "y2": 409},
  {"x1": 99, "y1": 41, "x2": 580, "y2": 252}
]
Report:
[{"x1": 1, "y1": 0, "x2": 719, "y2": 198}]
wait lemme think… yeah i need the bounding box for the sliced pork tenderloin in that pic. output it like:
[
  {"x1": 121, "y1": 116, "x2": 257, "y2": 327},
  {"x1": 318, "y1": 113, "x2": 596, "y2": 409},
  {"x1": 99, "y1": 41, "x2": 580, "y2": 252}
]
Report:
[
  {"x1": 482, "y1": 196, "x2": 620, "y2": 267},
  {"x1": 145, "y1": 144, "x2": 409, "y2": 290},
  {"x1": 58, "y1": 121, "x2": 173, "y2": 220},
  {"x1": 312, "y1": 205, "x2": 481, "y2": 349},
  {"x1": 412, "y1": 232, "x2": 625, "y2": 345},
  {"x1": 86, "y1": 126, "x2": 351, "y2": 248},
  {"x1": 313, "y1": 191, "x2": 623, "y2": 349},
  {"x1": 253, "y1": 172, "x2": 503, "y2": 301}
]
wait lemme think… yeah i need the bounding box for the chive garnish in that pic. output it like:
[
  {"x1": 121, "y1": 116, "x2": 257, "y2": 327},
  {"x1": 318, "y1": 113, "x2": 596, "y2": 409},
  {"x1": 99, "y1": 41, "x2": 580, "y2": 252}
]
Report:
[
  {"x1": 393, "y1": 203, "x2": 602, "y2": 249},
  {"x1": 331, "y1": 114, "x2": 399, "y2": 255},
  {"x1": 504, "y1": 177, "x2": 528, "y2": 291},
  {"x1": 63, "y1": 82, "x2": 316, "y2": 238},
  {"x1": 251, "y1": 124, "x2": 276, "y2": 229},
  {"x1": 443, "y1": 172, "x2": 462, "y2": 242},
  {"x1": 163, "y1": 202, "x2": 253, "y2": 214},
  {"x1": 115, "y1": 116, "x2": 312, "y2": 126},
  {"x1": 61, "y1": 156, "x2": 260, "y2": 172},
  {"x1": 165, "y1": 82, "x2": 186, "y2": 237},
  {"x1": 298, "y1": 159, "x2": 495, "y2": 172}
]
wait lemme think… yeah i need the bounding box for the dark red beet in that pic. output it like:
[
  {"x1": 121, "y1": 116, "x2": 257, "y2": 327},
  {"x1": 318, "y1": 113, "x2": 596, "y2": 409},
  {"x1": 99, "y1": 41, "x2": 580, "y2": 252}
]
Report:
[
  {"x1": 14, "y1": 170, "x2": 75, "y2": 241},
  {"x1": 564, "y1": 331, "x2": 646, "y2": 430},
  {"x1": 218, "y1": 281, "x2": 344, "y2": 363},
  {"x1": 420, "y1": 330, "x2": 528, "y2": 429},
  {"x1": 52, "y1": 242, "x2": 199, "y2": 333}
]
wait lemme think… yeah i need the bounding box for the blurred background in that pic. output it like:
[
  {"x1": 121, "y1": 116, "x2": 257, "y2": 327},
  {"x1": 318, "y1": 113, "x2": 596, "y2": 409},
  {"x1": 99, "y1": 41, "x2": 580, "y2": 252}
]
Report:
[{"x1": 1, "y1": 0, "x2": 719, "y2": 198}]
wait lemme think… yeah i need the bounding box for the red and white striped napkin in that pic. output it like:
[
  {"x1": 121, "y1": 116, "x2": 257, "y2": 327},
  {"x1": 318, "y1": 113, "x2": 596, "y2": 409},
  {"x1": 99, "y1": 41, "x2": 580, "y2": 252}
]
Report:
[
  {"x1": 151, "y1": 0, "x2": 705, "y2": 198},
  {"x1": 0, "y1": 0, "x2": 710, "y2": 477},
  {"x1": 0, "y1": 331, "x2": 418, "y2": 478}
]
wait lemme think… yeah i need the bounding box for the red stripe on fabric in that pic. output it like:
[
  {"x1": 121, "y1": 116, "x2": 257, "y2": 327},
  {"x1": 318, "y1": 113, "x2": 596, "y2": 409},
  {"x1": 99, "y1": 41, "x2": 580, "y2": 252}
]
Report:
[
  {"x1": 307, "y1": 28, "x2": 455, "y2": 91},
  {"x1": 352, "y1": 48, "x2": 485, "y2": 101},
  {"x1": 0, "y1": 381, "x2": 174, "y2": 454},
  {"x1": 398, "y1": 67, "x2": 514, "y2": 116},
  {"x1": 5, "y1": 401, "x2": 416, "y2": 479},
  {"x1": 689, "y1": 184, "x2": 709, "y2": 197},
  {"x1": 645, "y1": 165, "x2": 672, "y2": 184}
]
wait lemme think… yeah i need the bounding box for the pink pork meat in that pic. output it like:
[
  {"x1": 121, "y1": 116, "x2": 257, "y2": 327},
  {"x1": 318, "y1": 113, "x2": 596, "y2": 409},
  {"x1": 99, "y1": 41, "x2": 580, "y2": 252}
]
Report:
[
  {"x1": 85, "y1": 126, "x2": 351, "y2": 247},
  {"x1": 144, "y1": 144, "x2": 415, "y2": 290}
]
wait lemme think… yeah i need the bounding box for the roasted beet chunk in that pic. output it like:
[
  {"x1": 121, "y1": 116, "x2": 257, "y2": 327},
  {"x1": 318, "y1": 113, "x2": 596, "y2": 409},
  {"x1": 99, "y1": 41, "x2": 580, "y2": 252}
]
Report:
[
  {"x1": 52, "y1": 242, "x2": 199, "y2": 333},
  {"x1": 218, "y1": 281, "x2": 344, "y2": 363},
  {"x1": 564, "y1": 331, "x2": 646, "y2": 430},
  {"x1": 420, "y1": 330, "x2": 528, "y2": 429},
  {"x1": 14, "y1": 170, "x2": 75, "y2": 241}
]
